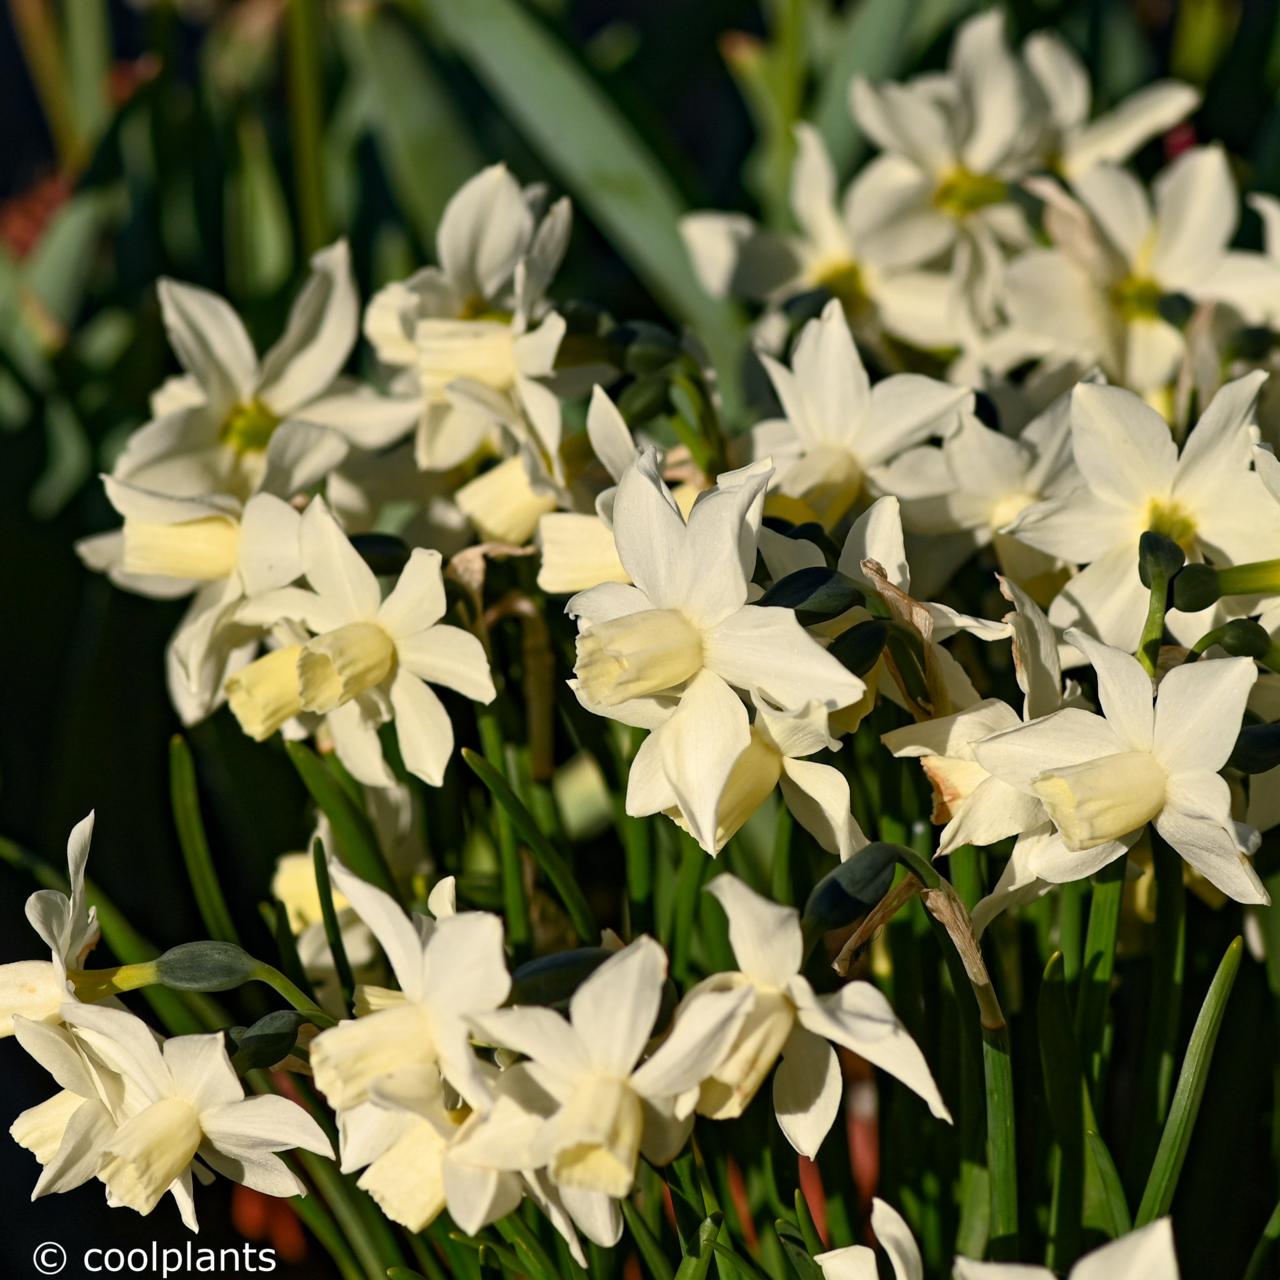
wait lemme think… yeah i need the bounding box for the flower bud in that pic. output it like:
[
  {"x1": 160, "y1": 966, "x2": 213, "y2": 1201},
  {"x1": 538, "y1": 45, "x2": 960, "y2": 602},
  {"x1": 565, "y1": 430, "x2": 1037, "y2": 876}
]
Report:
[
  {"x1": 1170, "y1": 564, "x2": 1222, "y2": 613},
  {"x1": 1137, "y1": 531, "x2": 1185, "y2": 589}
]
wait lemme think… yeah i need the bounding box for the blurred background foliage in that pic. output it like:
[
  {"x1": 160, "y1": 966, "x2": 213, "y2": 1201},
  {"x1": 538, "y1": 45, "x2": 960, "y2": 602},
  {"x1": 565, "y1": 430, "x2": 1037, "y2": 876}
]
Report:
[{"x1": 3, "y1": 0, "x2": 1280, "y2": 1273}]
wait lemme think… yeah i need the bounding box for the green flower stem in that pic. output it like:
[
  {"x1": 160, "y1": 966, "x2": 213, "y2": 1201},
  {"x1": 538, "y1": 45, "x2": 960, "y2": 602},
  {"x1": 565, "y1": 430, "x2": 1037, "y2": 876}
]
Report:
[
  {"x1": 285, "y1": 0, "x2": 329, "y2": 254},
  {"x1": 313, "y1": 836, "x2": 356, "y2": 1014},
  {"x1": 475, "y1": 712, "x2": 532, "y2": 957},
  {"x1": 170, "y1": 735, "x2": 240, "y2": 946},
  {"x1": 1137, "y1": 577, "x2": 1170, "y2": 677},
  {"x1": 1216, "y1": 557, "x2": 1280, "y2": 597},
  {"x1": 620, "y1": 805, "x2": 653, "y2": 936},
  {"x1": 252, "y1": 961, "x2": 339, "y2": 1028},
  {"x1": 1074, "y1": 855, "x2": 1127, "y2": 1102},
  {"x1": 671, "y1": 834, "x2": 709, "y2": 981},
  {"x1": 770, "y1": 804, "x2": 795, "y2": 906},
  {"x1": 894, "y1": 845, "x2": 1017, "y2": 1255},
  {"x1": 296, "y1": 1149, "x2": 393, "y2": 1280}
]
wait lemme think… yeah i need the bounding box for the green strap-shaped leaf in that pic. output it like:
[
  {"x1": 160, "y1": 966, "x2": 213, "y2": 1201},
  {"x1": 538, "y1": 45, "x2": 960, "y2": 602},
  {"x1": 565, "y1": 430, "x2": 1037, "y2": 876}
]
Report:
[
  {"x1": 621, "y1": 1200, "x2": 677, "y2": 1280},
  {"x1": 170, "y1": 735, "x2": 240, "y2": 946},
  {"x1": 285, "y1": 740, "x2": 401, "y2": 901},
  {"x1": 1136, "y1": 936, "x2": 1243, "y2": 1225},
  {"x1": 312, "y1": 836, "x2": 355, "y2": 1014},
  {"x1": 409, "y1": 0, "x2": 747, "y2": 402},
  {"x1": 462, "y1": 747, "x2": 598, "y2": 944}
]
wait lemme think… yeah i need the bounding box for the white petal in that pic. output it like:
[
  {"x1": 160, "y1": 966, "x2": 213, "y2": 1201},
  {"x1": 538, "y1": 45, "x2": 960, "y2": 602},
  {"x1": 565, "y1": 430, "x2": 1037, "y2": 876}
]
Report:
[
  {"x1": 162, "y1": 1033, "x2": 243, "y2": 1112},
  {"x1": 1049, "y1": 546, "x2": 1150, "y2": 652},
  {"x1": 870, "y1": 1197, "x2": 924, "y2": 1280},
  {"x1": 238, "y1": 494, "x2": 303, "y2": 596},
  {"x1": 780, "y1": 760, "x2": 867, "y2": 861},
  {"x1": 1157, "y1": 774, "x2": 1269, "y2": 905},
  {"x1": 157, "y1": 278, "x2": 256, "y2": 411},
  {"x1": 703, "y1": 606, "x2": 865, "y2": 710},
  {"x1": 326, "y1": 856, "x2": 426, "y2": 997},
  {"x1": 570, "y1": 937, "x2": 665, "y2": 1077},
  {"x1": 609, "y1": 450, "x2": 689, "y2": 607},
  {"x1": 1151, "y1": 146, "x2": 1237, "y2": 286},
  {"x1": 814, "y1": 1244, "x2": 879, "y2": 1280},
  {"x1": 438, "y1": 165, "x2": 533, "y2": 300},
  {"x1": 293, "y1": 386, "x2": 420, "y2": 451},
  {"x1": 300, "y1": 498, "x2": 380, "y2": 621},
  {"x1": 974, "y1": 707, "x2": 1123, "y2": 793},
  {"x1": 58, "y1": 1003, "x2": 171, "y2": 1100},
  {"x1": 1066, "y1": 628, "x2": 1154, "y2": 752},
  {"x1": 1072, "y1": 1217, "x2": 1179, "y2": 1280},
  {"x1": 390, "y1": 672, "x2": 455, "y2": 787},
  {"x1": 631, "y1": 985, "x2": 754, "y2": 1100},
  {"x1": 838, "y1": 496, "x2": 909, "y2": 591},
  {"x1": 655, "y1": 673, "x2": 751, "y2": 854},
  {"x1": 258, "y1": 240, "x2": 358, "y2": 413},
  {"x1": 1072, "y1": 165, "x2": 1152, "y2": 264},
  {"x1": 200, "y1": 1094, "x2": 333, "y2": 1158},
  {"x1": 794, "y1": 980, "x2": 950, "y2": 1122},
  {"x1": 470, "y1": 1007, "x2": 590, "y2": 1086},
  {"x1": 1064, "y1": 82, "x2": 1198, "y2": 177},
  {"x1": 11, "y1": 1019, "x2": 98, "y2": 1099},
  {"x1": 586, "y1": 386, "x2": 637, "y2": 483},
  {"x1": 771, "y1": 1024, "x2": 840, "y2": 1159},
  {"x1": 396, "y1": 626, "x2": 495, "y2": 703},
  {"x1": 377, "y1": 549, "x2": 446, "y2": 637},
  {"x1": 704, "y1": 875, "x2": 802, "y2": 987},
  {"x1": 1153, "y1": 655, "x2": 1256, "y2": 774},
  {"x1": 1070, "y1": 382, "x2": 1178, "y2": 509},
  {"x1": 326, "y1": 695, "x2": 395, "y2": 788}
]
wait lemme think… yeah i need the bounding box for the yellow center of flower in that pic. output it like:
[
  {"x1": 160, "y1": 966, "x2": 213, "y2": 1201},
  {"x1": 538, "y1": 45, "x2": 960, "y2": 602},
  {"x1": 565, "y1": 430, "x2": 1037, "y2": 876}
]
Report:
[
  {"x1": 933, "y1": 168, "x2": 1007, "y2": 219},
  {"x1": 226, "y1": 645, "x2": 305, "y2": 742},
  {"x1": 1145, "y1": 497, "x2": 1198, "y2": 553},
  {"x1": 100, "y1": 1097, "x2": 203, "y2": 1216},
  {"x1": 1033, "y1": 750, "x2": 1166, "y2": 850},
  {"x1": 221, "y1": 399, "x2": 281, "y2": 453},
  {"x1": 575, "y1": 609, "x2": 703, "y2": 706},
  {"x1": 548, "y1": 1075, "x2": 644, "y2": 1198},
  {"x1": 417, "y1": 318, "x2": 519, "y2": 392},
  {"x1": 298, "y1": 623, "x2": 397, "y2": 714},
  {"x1": 122, "y1": 516, "x2": 241, "y2": 581},
  {"x1": 810, "y1": 257, "x2": 870, "y2": 318},
  {"x1": 697, "y1": 983, "x2": 795, "y2": 1120},
  {"x1": 989, "y1": 491, "x2": 1035, "y2": 532},
  {"x1": 1110, "y1": 275, "x2": 1163, "y2": 321}
]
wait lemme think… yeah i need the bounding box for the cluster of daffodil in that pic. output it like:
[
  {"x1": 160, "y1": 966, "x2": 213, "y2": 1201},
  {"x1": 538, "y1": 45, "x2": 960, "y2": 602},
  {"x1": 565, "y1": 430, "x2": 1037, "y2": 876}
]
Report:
[{"x1": 9, "y1": 11, "x2": 1280, "y2": 1277}]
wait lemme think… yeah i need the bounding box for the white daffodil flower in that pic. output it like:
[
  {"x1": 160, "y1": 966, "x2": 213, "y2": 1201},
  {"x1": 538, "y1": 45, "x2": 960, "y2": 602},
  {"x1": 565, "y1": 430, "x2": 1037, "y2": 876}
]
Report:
[
  {"x1": 309, "y1": 857, "x2": 510, "y2": 1116},
  {"x1": 568, "y1": 451, "x2": 865, "y2": 852},
  {"x1": 1006, "y1": 148, "x2": 1254, "y2": 395},
  {"x1": 848, "y1": 12, "x2": 1045, "y2": 324},
  {"x1": 1009, "y1": 375, "x2": 1280, "y2": 650},
  {"x1": 0, "y1": 812, "x2": 97, "y2": 1037},
  {"x1": 975, "y1": 628, "x2": 1268, "y2": 904},
  {"x1": 116, "y1": 241, "x2": 417, "y2": 498},
  {"x1": 754, "y1": 299, "x2": 971, "y2": 526},
  {"x1": 954, "y1": 1216, "x2": 1179, "y2": 1278},
  {"x1": 14, "y1": 1002, "x2": 331, "y2": 1230},
  {"x1": 680, "y1": 124, "x2": 957, "y2": 350},
  {"x1": 78, "y1": 476, "x2": 316, "y2": 726},
  {"x1": 817, "y1": 1197, "x2": 920, "y2": 1279},
  {"x1": 1021, "y1": 32, "x2": 1197, "y2": 180},
  {"x1": 364, "y1": 164, "x2": 570, "y2": 481},
  {"x1": 883, "y1": 578, "x2": 1063, "y2": 858},
  {"x1": 627, "y1": 695, "x2": 867, "y2": 859},
  {"x1": 893, "y1": 393, "x2": 1078, "y2": 598},
  {"x1": 468, "y1": 937, "x2": 753, "y2": 1198},
  {"x1": 334, "y1": 1061, "x2": 522, "y2": 1237},
  {"x1": 229, "y1": 497, "x2": 495, "y2": 788},
  {"x1": 689, "y1": 876, "x2": 950, "y2": 1157}
]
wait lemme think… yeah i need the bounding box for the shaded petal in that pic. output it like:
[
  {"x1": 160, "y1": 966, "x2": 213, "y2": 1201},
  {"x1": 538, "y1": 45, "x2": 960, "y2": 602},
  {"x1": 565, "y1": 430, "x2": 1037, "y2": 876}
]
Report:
[
  {"x1": 1157, "y1": 774, "x2": 1268, "y2": 905},
  {"x1": 390, "y1": 672, "x2": 454, "y2": 787},
  {"x1": 974, "y1": 707, "x2": 1123, "y2": 793},
  {"x1": 704, "y1": 875, "x2": 801, "y2": 987},
  {"x1": 1066, "y1": 628, "x2": 1154, "y2": 752},
  {"x1": 771, "y1": 1024, "x2": 840, "y2": 1159}
]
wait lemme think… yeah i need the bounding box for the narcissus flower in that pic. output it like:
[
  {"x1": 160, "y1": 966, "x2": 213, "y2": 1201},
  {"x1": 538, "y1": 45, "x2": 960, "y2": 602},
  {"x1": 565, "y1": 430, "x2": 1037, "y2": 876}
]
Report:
[
  {"x1": 364, "y1": 164, "x2": 569, "y2": 480},
  {"x1": 116, "y1": 241, "x2": 416, "y2": 498},
  {"x1": 14, "y1": 1002, "x2": 331, "y2": 1230},
  {"x1": 308, "y1": 857, "x2": 510, "y2": 1116},
  {"x1": 627, "y1": 695, "x2": 867, "y2": 859},
  {"x1": 568, "y1": 451, "x2": 865, "y2": 852},
  {"x1": 689, "y1": 876, "x2": 950, "y2": 1157},
  {"x1": 0, "y1": 812, "x2": 97, "y2": 1037},
  {"x1": 468, "y1": 937, "x2": 752, "y2": 1198},
  {"x1": 976, "y1": 629, "x2": 1267, "y2": 904},
  {"x1": 231, "y1": 497, "x2": 495, "y2": 788},
  {"x1": 755, "y1": 300, "x2": 971, "y2": 526},
  {"x1": 1009, "y1": 374, "x2": 1280, "y2": 650}
]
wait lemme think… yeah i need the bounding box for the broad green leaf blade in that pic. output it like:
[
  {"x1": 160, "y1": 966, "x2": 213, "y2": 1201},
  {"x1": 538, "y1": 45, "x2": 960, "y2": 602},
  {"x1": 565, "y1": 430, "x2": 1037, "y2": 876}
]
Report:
[
  {"x1": 462, "y1": 746, "x2": 598, "y2": 944},
  {"x1": 338, "y1": 6, "x2": 483, "y2": 251},
  {"x1": 285, "y1": 740, "x2": 401, "y2": 901},
  {"x1": 1136, "y1": 937, "x2": 1244, "y2": 1225},
  {"x1": 170, "y1": 734, "x2": 240, "y2": 946},
  {"x1": 410, "y1": 0, "x2": 747, "y2": 403}
]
